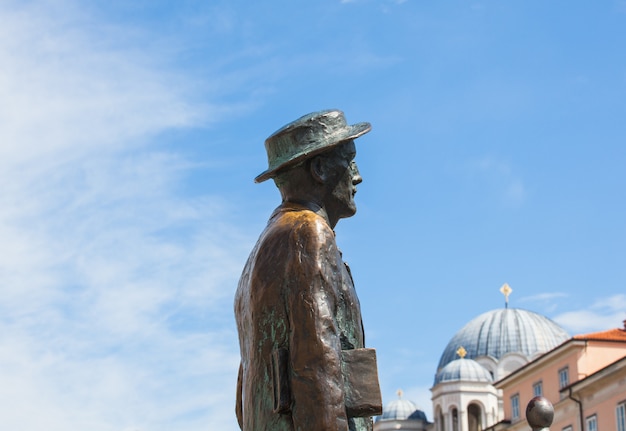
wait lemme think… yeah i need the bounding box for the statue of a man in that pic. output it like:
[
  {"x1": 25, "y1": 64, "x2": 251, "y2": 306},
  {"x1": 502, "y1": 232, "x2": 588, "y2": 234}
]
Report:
[{"x1": 235, "y1": 110, "x2": 381, "y2": 431}]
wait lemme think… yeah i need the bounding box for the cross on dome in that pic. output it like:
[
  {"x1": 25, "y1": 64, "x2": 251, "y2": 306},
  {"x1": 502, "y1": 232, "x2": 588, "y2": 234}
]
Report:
[
  {"x1": 500, "y1": 283, "x2": 513, "y2": 308},
  {"x1": 456, "y1": 346, "x2": 467, "y2": 358}
]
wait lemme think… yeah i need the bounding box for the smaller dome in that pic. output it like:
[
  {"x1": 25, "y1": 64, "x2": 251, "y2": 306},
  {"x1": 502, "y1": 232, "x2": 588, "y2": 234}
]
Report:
[
  {"x1": 380, "y1": 398, "x2": 418, "y2": 421},
  {"x1": 379, "y1": 391, "x2": 420, "y2": 421},
  {"x1": 434, "y1": 358, "x2": 493, "y2": 385}
]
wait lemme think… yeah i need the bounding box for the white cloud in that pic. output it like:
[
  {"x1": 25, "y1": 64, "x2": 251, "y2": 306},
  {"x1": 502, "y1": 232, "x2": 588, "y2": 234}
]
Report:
[
  {"x1": 0, "y1": 6, "x2": 207, "y2": 166},
  {"x1": 519, "y1": 292, "x2": 569, "y2": 302},
  {"x1": 517, "y1": 291, "x2": 568, "y2": 313},
  {"x1": 0, "y1": 1, "x2": 247, "y2": 429},
  {"x1": 554, "y1": 294, "x2": 626, "y2": 334}
]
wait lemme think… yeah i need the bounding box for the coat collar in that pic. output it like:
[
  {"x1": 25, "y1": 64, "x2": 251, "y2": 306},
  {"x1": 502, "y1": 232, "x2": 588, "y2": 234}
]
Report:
[{"x1": 272, "y1": 200, "x2": 332, "y2": 230}]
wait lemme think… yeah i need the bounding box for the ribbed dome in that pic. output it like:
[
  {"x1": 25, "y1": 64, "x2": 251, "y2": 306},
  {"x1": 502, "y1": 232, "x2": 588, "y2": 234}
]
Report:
[
  {"x1": 379, "y1": 398, "x2": 419, "y2": 421},
  {"x1": 434, "y1": 358, "x2": 493, "y2": 384},
  {"x1": 437, "y1": 308, "x2": 569, "y2": 371}
]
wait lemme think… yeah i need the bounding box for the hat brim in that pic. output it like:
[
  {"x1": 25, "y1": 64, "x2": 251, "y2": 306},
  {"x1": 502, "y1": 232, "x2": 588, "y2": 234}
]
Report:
[{"x1": 254, "y1": 122, "x2": 371, "y2": 183}]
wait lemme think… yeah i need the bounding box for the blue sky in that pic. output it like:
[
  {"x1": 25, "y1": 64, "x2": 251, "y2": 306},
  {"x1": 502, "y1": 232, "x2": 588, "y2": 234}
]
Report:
[{"x1": 1, "y1": 0, "x2": 625, "y2": 429}]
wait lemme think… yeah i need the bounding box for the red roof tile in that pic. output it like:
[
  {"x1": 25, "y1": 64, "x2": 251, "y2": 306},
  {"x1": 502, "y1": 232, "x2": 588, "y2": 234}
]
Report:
[{"x1": 574, "y1": 326, "x2": 626, "y2": 341}]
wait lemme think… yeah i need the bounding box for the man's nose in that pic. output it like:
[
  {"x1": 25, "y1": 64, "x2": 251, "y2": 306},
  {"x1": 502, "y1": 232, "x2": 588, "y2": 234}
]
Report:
[{"x1": 351, "y1": 162, "x2": 362, "y2": 185}]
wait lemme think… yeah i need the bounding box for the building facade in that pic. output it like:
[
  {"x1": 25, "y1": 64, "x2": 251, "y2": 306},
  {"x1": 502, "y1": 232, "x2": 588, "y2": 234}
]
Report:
[
  {"x1": 493, "y1": 323, "x2": 626, "y2": 431},
  {"x1": 376, "y1": 285, "x2": 626, "y2": 431}
]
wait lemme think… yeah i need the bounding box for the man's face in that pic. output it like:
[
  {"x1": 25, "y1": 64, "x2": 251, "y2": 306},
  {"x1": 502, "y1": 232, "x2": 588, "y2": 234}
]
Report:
[{"x1": 323, "y1": 140, "x2": 362, "y2": 223}]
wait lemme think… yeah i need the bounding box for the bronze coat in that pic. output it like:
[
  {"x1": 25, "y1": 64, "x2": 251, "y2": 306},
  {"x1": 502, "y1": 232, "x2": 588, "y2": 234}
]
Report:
[{"x1": 235, "y1": 202, "x2": 371, "y2": 431}]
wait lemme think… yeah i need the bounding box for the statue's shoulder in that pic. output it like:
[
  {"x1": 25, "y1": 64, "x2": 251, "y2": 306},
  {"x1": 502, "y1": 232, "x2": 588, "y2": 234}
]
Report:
[
  {"x1": 276, "y1": 205, "x2": 331, "y2": 232},
  {"x1": 268, "y1": 204, "x2": 334, "y2": 248}
]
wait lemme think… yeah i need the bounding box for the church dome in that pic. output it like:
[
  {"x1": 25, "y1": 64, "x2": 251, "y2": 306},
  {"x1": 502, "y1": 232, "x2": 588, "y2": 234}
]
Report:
[
  {"x1": 437, "y1": 307, "x2": 569, "y2": 371},
  {"x1": 379, "y1": 393, "x2": 419, "y2": 421},
  {"x1": 434, "y1": 357, "x2": 493, "y2": 384}
]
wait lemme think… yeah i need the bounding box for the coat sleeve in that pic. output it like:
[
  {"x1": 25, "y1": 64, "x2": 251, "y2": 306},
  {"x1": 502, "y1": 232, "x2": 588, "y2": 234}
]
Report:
[
  {"x1": 285, "y1": 220, "x2": 349, "y2": 431},
  {"x1": 236, "y1": 361, "x2": 243, "y2": 429}
]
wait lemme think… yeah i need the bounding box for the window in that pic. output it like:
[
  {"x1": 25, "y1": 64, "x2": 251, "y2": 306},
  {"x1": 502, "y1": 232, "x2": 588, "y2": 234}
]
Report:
[
  {"x1": 559, "y1": 366, "x2": 570, "y2": 389},
  {"x1": 511, "y1": 394, "x2": 520, "y2": 421},
  {"x1": 438, "y1": 410, "x2": 445, "y2": 431},
  {"x1": 452, "y1": 408, "x2": 459, "y2": 431},
  {"x1": 468, "y1": 403, "x2": 482, "y2": 431},
  {"x1": 617, "y1": 402, "x2": 626, "y2": 431},
  {"x1": 586, "y1": 415, "x2": 597, "y2": 431},
  {"x1": 533, "y1": 380, "x2": 543, "y2": 397}
]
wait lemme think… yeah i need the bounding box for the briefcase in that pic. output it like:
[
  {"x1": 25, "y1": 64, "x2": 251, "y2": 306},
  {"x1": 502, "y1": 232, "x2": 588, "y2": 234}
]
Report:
[
  {"x1": 341, "y1": 348, "x2": 383, "y2": 417},
  {"x1": 271, "y1": 347, "x2": 383, "y2": 417}
]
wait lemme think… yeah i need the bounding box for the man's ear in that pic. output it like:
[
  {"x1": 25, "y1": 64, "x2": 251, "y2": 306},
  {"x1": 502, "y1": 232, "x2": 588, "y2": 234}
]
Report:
[{"x1": 309, "y1": 156, "x2": 326, "y2": 184}]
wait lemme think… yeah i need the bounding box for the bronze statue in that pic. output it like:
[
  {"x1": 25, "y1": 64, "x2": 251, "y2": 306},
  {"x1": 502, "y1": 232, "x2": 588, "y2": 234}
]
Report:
[{"x1": 235, "y1": 110, "x2": 382, "y2": 431}]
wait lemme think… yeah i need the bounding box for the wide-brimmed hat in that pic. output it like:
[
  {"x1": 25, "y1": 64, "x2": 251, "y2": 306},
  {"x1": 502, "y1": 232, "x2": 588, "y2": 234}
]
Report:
[{"x1": 255, "y1": 109, "x2": 371, "y2": 183}]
